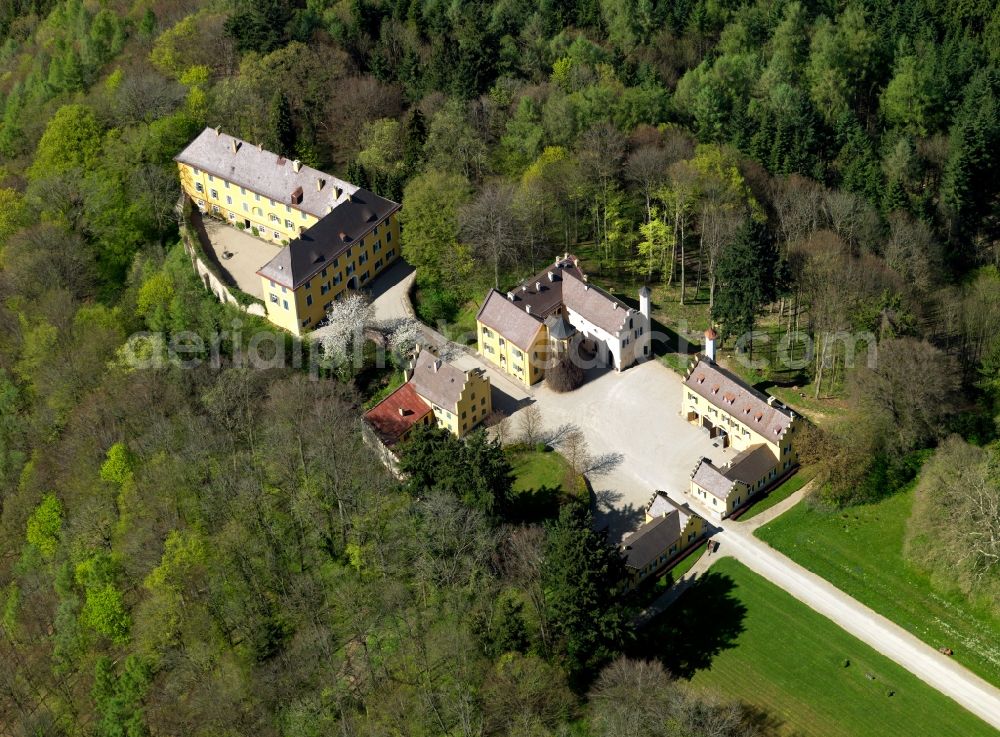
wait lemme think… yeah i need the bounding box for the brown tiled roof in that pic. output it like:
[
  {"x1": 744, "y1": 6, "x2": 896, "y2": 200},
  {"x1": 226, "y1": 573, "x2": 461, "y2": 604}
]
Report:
[
  {"x1": 691, "y1": 458, "x2": 738, "y2": 501},
  {"x1": 479, "y1": 255, "x2": 635, "y2": 341},
  {"x1": 409, "y1": 350, "x2": 469, "y2": 410},
  {"x1": 476, "y1": 290, "x2": 545, "y2": 351},
  {"x1": 684, "y1": 358, "x2": 794, "y2": 440},
  {"x1": 621, "y1": 511, "x2": 682, "y2": 570},
  {"x1": 363, "y1": 382, "x2": 432, "y2": 447},
  {"x1": 724, "y1": 444, "x2": 778, "y2": 485}
]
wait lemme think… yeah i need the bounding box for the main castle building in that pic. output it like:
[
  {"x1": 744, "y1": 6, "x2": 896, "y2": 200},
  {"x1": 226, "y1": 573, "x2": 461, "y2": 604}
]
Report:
[{"x1": 175, "y1": 127, "x2": 401, "y2": 335}]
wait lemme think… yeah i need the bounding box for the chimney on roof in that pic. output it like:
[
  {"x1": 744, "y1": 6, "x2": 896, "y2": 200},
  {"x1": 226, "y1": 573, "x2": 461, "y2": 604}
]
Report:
[
  {"x1": 230, "y1": 138, "x2": 239, "y2": 154},
  {"x1": 292, "y1": 159, "x2": 302, "y2": 172},
  {"x1": 257, "y1": 142, "x2": 263, "y2": 151},
  {"x1": 214, "y1": 126, "x2": 221, "y2": 136},
  {"x1": 433, "y1": 359, "x2": 441, "y2": 372},
  {"x1": 704, "y1": 328, "x2": 718, "y2": 364},
  {"x1": 526, "y1": 305, "x2": 532, "y2": 314},
  {"x1": 328, "y1": 204, "x2": 335, "y2": 214},
  {"x1": 507, "y1": 292, "x2": 514, "y2": 300},
  {"x1": 339, "y1": 231, "x2": 347, "y2": 241},
  {"x1": 403, "y1": 360, "x2": 414, "y2": 382},
  {"x1": 291, "y1": 186, "x2": 304, "y2": 205},
  {"x1": 521, "y1": 285, "x2": 527, "y2": 292},
  {"x1": 535, "y1": 281, "x2": 542, "y2": 291},
  {"x1": 316, "y1": 178, "x2": 325, "y2": 191},
  {"x1": 548, "y1": 271, "x2": 555, "y2": 281},
  {"x1": 334, "y1": 186, "x2": 343, "y2": 199},
  {"x1": 613, "y1": 303, "x2": 618, "y2": 310},
  {"x1": 573, "y1": 258, "x2": 579, "y2": 266},
  {"x1": 397, "y1": 407, "x2": 408, "y2": 417}
]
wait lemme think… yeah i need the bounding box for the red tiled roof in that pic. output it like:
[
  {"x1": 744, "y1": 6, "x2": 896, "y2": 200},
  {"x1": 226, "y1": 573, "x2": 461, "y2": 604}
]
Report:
[{"x1": 363, "y1": 382, "x2": 432, "y2": 447}]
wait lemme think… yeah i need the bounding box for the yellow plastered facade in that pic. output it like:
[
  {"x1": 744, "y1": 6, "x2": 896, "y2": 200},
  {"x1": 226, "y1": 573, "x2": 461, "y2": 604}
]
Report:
[
  {"x1": 425, "y1": 370, "x2": 492, "y2": 438},
  {"x1": 177, "y1": 162, "x2": 401, "y2": 336},
  {"x1": 476, "y1": 322, "x2": 547, "y2": 386}
]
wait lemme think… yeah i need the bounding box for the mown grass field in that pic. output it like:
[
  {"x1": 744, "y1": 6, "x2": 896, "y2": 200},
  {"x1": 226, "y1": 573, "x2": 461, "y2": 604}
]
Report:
[
  {"x1": 642, "y1": 557, "x2": 995, "y2": 737},
  {"x1": 508, "y1": 447, "x2": 578, "y2": 520},
  {"x1": 757, "y1": 488, "x2": 1000, "y2": 687}
]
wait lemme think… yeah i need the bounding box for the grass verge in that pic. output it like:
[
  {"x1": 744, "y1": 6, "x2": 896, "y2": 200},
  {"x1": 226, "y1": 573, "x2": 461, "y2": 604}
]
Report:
[
  {"x1": 756, "y1": 488, "x2": 1000, "y2": 687},
  {"x1": 737, "y1": 468, "x2": 815, "y2": 521},
  {"x1": 508, "y1": 446, "x2": 581, "y2": 520}
]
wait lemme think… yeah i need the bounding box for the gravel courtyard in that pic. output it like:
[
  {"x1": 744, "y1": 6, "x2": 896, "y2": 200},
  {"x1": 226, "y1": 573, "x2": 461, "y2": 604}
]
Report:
[{"x1": 530, "y1": 359, "x2": 735, "y2": 542}]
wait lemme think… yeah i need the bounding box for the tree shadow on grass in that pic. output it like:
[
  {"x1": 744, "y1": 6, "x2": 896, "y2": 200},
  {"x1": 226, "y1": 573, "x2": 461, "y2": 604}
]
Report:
[
  {"x1": 508, "y1": 484, "x2": 562, "y2": 522},
  {"x1": 631, "y1": 570, "x2": 746, "y2": 679},
  {"x1": 741, "y1": 703, "x2": 792, "y2": 737}
]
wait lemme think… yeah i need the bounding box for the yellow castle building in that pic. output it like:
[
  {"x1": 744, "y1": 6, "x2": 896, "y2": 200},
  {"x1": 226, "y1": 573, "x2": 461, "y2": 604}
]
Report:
[
  {"x1": 175, "y1": 127, "x2": 401, "y2": 335},
  {"x1": 475, "y1": 255, "x2": 652, "y2": 386},
  {"x1": 362, "y1": 350, "x2": 493, "y2": 471},
  {"x1": 682, "y1": 332, "x2": 798, "y2": 519}
]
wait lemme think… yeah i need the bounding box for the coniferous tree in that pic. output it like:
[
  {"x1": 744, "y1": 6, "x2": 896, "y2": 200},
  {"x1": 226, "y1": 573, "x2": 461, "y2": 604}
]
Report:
[
  {"x1": 712, "y1": 220, "x2": 780, "y2": 361},
  {"x1": 268, "y1": 91, "x2": 296, "y2": 156},
  {"x1": 542, "y1": 502, "x2": 628, "y2": 689}
]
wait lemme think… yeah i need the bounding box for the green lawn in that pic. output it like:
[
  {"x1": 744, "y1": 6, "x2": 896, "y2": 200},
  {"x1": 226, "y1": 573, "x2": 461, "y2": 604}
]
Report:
[
  {"x1": 639, "y1": 558, "x2": 995, "y2": 737},
  {"x1": 736, "y1": 468, "x2": 815, "y2": 521},
  {"x1": 757, "y1": 489, "x2": 1000, "y2": 687},
  {"x1": 508, "y1": 447, "x2": 579, "y2": 520}
]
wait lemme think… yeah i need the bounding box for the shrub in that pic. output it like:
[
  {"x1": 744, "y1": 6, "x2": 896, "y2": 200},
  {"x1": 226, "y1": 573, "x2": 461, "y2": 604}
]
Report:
[{"x1": 546, "y1": 357, "x2": 584, "y2": 393}]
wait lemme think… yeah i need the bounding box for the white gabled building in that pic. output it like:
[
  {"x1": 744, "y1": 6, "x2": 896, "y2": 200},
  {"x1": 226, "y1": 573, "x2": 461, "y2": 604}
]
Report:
[{"x1": 475, "y1": 254, "x2": 652, "y2": 384}]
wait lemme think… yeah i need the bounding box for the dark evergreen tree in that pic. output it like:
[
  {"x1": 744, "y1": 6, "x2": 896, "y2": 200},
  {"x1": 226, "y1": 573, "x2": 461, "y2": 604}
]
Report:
[
  {"x1": 712, "y1": 220, "x2": 780, "y2": 361},
  {"x1": 268, "y1": 91, "x2": 296, "y2": 157},
  {"x1": 942, "y1": 69, "x2": 1000, "y2": 259},
  {"x1": 402, "y1": 108, "x2": 427, "y2": 171},
  {"x1": 398, "y1": 425, "x2": 513, "y2": 518},
  {"x1": 225, "y1": 0, "x2": 302, "y2": 54},
  {"x1": 542, "y1": 503, "x2": 628, "y2": 689}
]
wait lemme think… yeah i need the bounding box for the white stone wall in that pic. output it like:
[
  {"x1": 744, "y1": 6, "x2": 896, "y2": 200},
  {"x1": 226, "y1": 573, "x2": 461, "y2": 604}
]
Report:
[
  {"x1": 565, "y1": 306, "x2": 651, "y2": 371},
  {"x1": 184, "y1": 238, "x2": 267, "y2": 317}
]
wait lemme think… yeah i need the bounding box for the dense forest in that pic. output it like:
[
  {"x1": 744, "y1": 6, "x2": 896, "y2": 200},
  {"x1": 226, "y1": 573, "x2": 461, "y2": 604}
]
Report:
[{"x1": 0, "y1": 0, "x2": 999, "y2": 734}]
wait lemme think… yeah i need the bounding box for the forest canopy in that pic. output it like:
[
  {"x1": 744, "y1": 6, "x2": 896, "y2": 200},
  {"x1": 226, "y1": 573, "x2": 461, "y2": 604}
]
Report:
[{"x1": 0, "y1": 0, "x2": 998, "y2": 734}]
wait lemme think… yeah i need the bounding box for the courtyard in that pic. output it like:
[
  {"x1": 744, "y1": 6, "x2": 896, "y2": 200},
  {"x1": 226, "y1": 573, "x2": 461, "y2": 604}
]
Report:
[
  {"x1": 362, "y1": 262, "x2": 731, "y2": 542},
  {"x1": 201, "y1": 217, "x2": 283, "y2": 300},
  {"x1": 529, "y1": 360, "x2": 734, "y2": 542}
]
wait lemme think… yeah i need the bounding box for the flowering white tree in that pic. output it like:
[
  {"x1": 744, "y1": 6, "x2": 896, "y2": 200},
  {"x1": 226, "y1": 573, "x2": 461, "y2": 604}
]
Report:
[
  {"x1": 317, "y1": 294, "x2": 424, "y2": 374},
  {"x1": 318, "y1": 293, "x2": 374, "y2": 359}
]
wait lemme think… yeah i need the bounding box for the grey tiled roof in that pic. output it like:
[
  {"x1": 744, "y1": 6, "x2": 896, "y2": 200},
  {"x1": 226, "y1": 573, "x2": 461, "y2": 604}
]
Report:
[
  {"x1": 684, "y1": 358, "x2": 794, "y2": 441},
  {"x1": 545, "y1": 314, "x2": 576, "y2": 341},
  {"x1": 176, "y1": 127, "x2": 357, "y2": 218},
  {"x1": 177, "y1": 127, "x2": 400, "y2": 290},
  {"x1": 691, "y1": 459, "x2": 738, "y2": 501},
  {"x1": 646, "y1": 490, "x2": 688, "y2": 521},
  {"x1": 409, "y1": 350, "x2": 469, "y2": 410},
  {"x1": 476, "y1": 290, "x2": 545, "y2": 351},
  {"x1": 257, "y1": 187, "x2": 399, "y2": 288},
  {"x1": 723, "y1": 444, "x2": 777, "y2": 485},
  {"x1": 621, "y1": 511, "x2": 682, "y2": 570}
]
